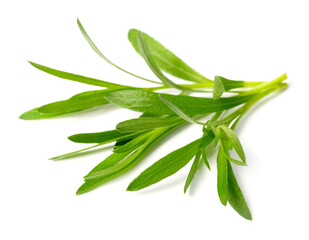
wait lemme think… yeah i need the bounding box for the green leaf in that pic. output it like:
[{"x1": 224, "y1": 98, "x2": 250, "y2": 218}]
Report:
[
  {"x1": 76, "y1": 151, "x2": 134, "y2": 195},
  {"x1": 113, "y1": 138, "x2": 134, "y2": 150},
  {"x1": 227, "y1": 161, "x2": 252, "y2": 220},
  {"x1": 78, "y1": 127, "x2": 179, "y2": 194},
  {"x1": 219, "y1": 125, "x2": 246, "y2": 163},
  {"x1": 225, "y1": 156, "x2": 247, "y2": 166},
  {"x1": 68, "y1": 130, "x2": 141, "y2": 144},
  {"x1": 212, "y1": 126, "x2": 221, "y2": 148},
  {"x1": 106, "y1": 90, "x2": 255, "y2": 116},
  {"x1": 216, "y1": 76, "x2": 245, "y2": 91},
  {"x1": 38, "y1": 89, "x2": 113, "y2": 114},
  {"x1": 19, "y1": 108, "x2": 61, "y2": 120},
  {"x1": 113, "y1": 132, "x2": 152, "y2": 153},
  {"x1": 50, "y1": 143, "x2": 106, "y2": 160},
  {"x1": 28, "y1": 61, "x2": 123, "y2": 88},
  {"x1": 213, "y1": 76, "x2": 245, "y2": 100},
  {"x1": 116, "y1": 116, "x2": 181, "y2": 133},
  {"x1": 77, "y1": 19, "x2": 161, "y2": 85},
  {"x1": 84, "y1": 128, "x2": 176, "y2": 181},
  {"x1": 217, "y1": 145, "x2": 228, "y2": 206},
  {"x1": 201, "y1": 148, "x2": 210, "y2": 170},
  {"x1": 184, "y1": 152, "x2": 201, "y2": 193},
  {"x1": 128, "y1": 29, "x2": 211, "y2": 83},
  {"x1": 127, "y1": 138, "x2": 202, "y2": 191},
  {"x1": 136, "y1": 31, "x2": 196, "y2": 92},
  {"x1": 159, "y1": 95, "x2": 204, "y2": 125},
  {"x1": 213, "y1": 76, "x2": 225, "y2": 100},
  {"x1": 20, "y1": 89, "x2": 124, "y2": 119},
  {"x1": 201, "y1": 130, "x2": 216, "y2": 147}
]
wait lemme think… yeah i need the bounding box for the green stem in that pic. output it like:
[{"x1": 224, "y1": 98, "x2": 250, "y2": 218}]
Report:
[
  {"x1": 211, "y1": 82, "x2": 287, "y2": 128},
  {"x1": 144, "y1": 81, "x2": 264, "y2": 93},
  {"x1": 238, "y1": 73, "x2": 287, "y2": 96}
]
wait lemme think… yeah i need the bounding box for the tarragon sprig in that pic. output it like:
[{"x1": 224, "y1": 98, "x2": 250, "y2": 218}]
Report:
[{"x1": 20, "y1": 19, "x2": 288, "y2": 220}]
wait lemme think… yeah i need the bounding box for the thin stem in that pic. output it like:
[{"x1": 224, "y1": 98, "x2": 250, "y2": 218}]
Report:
[
  {"x1": 238, "y1": 73, "x2": 287, "y2": 96},
  {"x1": 144, "y1": 81, "x2": 265, "y2": 93},
  {"x1": 212, "y1": 82, "x2": 287, "y2": 127}
]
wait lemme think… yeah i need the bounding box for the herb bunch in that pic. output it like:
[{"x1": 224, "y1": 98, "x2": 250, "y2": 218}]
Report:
[{"x1": 20, "y1": 19, "x2": 288, "y2": 220}]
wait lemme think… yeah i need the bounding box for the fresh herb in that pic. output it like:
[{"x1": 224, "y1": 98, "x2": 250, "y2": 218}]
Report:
[{"x1": 20, "y1": 19, "x2": 288, "y2": 220}]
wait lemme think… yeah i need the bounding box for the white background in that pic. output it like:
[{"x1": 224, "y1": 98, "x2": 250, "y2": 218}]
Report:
[{"x1": 1, "y1": 0, "x2": 308, "y2": 239}]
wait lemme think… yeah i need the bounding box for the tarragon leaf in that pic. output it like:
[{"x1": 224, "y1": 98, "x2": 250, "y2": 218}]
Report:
[
  {"x1": 106, "y1": 90, "x2": 255, "y2": 116},
  {"x1": 83, "y1": 128, "x2": 176, "y2": 181},
  {"x1": 213, "y1": 76, "x2": 245, "y2": 100},
  {"x1": 137, "y1": 31, "x2": 196, "y2": 92},
  {"x1": 76, "y1": 151, "x2": 134, "y2": 195},
  {"x1": 68, "y1": 130, "x2": 141, "y2": 144},
  {"x1": 50, "y1": 143, "x2": 105, "y2": 160},
  {"x1": 201, "y1": 148, "x2": 210, "y2": 170},
  {"x1": 77, "y1": 126, "x2": 180, "y2": 194},
  {"x1": 127, "y1": 138, "x2": 202, "y2": 191},
  {"x1": 227, "y1": 161, "x2": 252, "y2": 220},
  {"x1": 128, "y1": 29, "x2": 211, "y2": 83},
  {"x1": 38, "y1": 89, "x2": 114, "y2": 114},
  {"x1": 184, "y1": 152, "x2": 201, "y2": 193},
  {"x1": 19, "y1": 108, "x2": 61, "y2": 120},
  {"x1": 217, "y1": 145, "x2": 228, "y2": 206},
  {"x1": 77, "y1": 19, "x2": 161, "y2": 85},
  {"x1": 213, "y1": 76, "x2": 225, "y2": 100},
  {"x1": 113, "y1": 132, "x2": 152, "y2": 153},
  {"x1": 116, "y1": 116, "x2": 181, "y2": 132},
  {"x1": 219, "y1": 125, "x2": 246, "y2": 163},
  {"x1": 29, "y1": 61, "x2": 123, "y2": 88},
  {"x1": 159, "y1": 95, "x2": 203, "y2": 125}
]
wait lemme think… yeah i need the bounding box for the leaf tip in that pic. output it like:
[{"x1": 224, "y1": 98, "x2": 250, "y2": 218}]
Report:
[
  {"x1": 76, "y1": 187, "x2": 85, "y2": 196},
  {"x1": 19, "y1": 112, "x2": 28, "y2": 120},
  {"x1": 76, "y1": 17, "x2": 82, "y2": 26},
  {"x1": 67, "y1": 135, "x2": 76, "y2": 142},
  {"x1": 28, "y1": 61, "x2": 38, "y2": 68},
  {"x1": 126, "y1": 182, "x2": 138, "y2": 192}
]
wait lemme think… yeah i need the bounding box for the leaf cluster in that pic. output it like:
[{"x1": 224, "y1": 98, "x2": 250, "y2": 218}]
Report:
[{"x1": 20, "y1": 19, "x2": 288, "y2": 220}]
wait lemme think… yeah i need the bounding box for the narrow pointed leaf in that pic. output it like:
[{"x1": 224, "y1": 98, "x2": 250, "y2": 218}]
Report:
[
  {"x1": 159, "y1": 95, "x2": 203, "y2": 125},
  {"x1": 201, "y1": 130, "x2": 216, "y2": 147},
  {"x1": 114, "y1": 138, "x2": 135, "y2": 150},
  {"x1": 213, "y1": 127, "x2": 221, "y2": 148},
  {"x1": 29, "y1": 61, "x2": 123, "y2": 88},
  {"x1": 68, "y1": 130, "x2": 141, "y2": 144},
  {"x1": 50, "y1": 143, "x2": 105, "y2": 160},
  {"x1": 128, "y1": 29, "x2": 211, "y2": 83},
  {"x1": 76, "y1": 151, "x2": 134, "y2": 195},
  {"x1": 77, "y1": 126, "x2": 179, "y2": 194},
  {"x1": 184, "y1": 152, "x2": 201, "y2": 193},
  {"x1": 38, "y1": 89, "x2": 114, "y2": 114},
  {"x1": 106, "y1": 90, "x2": 255, "y2": 116},
  {"x1": 77, "y1": 19, "x2": 160, "y2": 84},
  {"x1": 127, "y1": 138, "x2": 202, "y2": 191},
  {"x1": 226, "y1": 156, "x2": 247, "y2": 166},
  {"x1": 84, "y1": 127, "x2": 176, "y2": 180},
  {"x1": 137, "y1": 31, "x2": 196, "y2": 92},
  {"x1": 201, "y1": 148, "x2": 210, "y2": 170},
  {"x1": 19, "y1": 108, "x2": 61, "y2": 120},
  {"x1": 113, "y1": 132, "x2": 152, "y2": 153},
  {"x1": 217, "y1": 145, "x2": 228, "y2": 206},
  {"x1": 227, "y1": 161, "x2": 252, "y2": 220},
  {"x1": 219, "y1": 125, "x2": 246, "y2": 163},
  {"x1": 116, "y1": 116, "x2": 182, "y2": 132}
]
